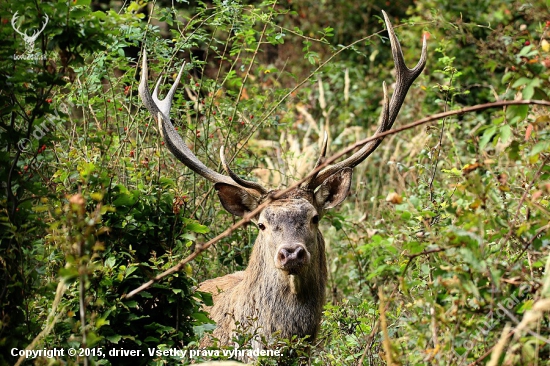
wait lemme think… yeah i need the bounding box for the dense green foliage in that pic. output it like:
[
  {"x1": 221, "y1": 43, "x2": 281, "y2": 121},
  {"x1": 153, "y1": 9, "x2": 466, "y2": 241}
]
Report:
[{"x1": 1, "y1": 0, "x2": 549, "y2": 365}]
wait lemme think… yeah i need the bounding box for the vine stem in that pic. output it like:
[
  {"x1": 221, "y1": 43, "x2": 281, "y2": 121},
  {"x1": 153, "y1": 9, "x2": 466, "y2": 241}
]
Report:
[{"x1": 124, "y1": 99, "x2": 550, "y2": 299}]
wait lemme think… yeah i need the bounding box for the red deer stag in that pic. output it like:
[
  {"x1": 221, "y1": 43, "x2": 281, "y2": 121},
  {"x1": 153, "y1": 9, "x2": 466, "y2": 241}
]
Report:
[{"x1": 139, "y1": 10, "x2": 426, "y2": 353}]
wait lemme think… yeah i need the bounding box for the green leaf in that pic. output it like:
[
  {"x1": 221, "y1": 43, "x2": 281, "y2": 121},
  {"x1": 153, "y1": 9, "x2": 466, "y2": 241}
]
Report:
[
  {"x1": 112, "y1": 191, "x2": 139, "y2": 207},
  {"x1": 125, "y1": 300, "x2": 137, "y2": 308},
  {"x1": 502, "y1": 72, "x2": 513, "y2": 83},
  {"x1": 159, "y1": 177, "x2": 176, "y2": 188},
  {"x1": 512, "y1": 77, "x2": 531, "y2": 88},
  {"x1": 506, "y1": 105, "x2": 529, "y2": 123},
  {"x1": 442, "y1": 167, "x2": 462, "y2": 176},
  {"x1": 106, "y1": 334, "x2": 122, "y2": 343},
  {"x1": 517, "y1": 299, "x2": 533, "y2": 313},
  {"x1": 59, "y1": 267, "x2": 79, "y2": 282},
  {"x1": 530, "y1": 141, "x2": 549, "y2": 156},
  {"x1": 479, "y1": 125, "x2": 497, "y2": 149},
  {"x1": 71, "y1": 9, "x2": 89, "y2": 18},
  {"x1": 404, "y1": 241, "x2": 424, "y2": 255},
  {"x1": 105, "y1": 256, "x2": 116, "y2": 268},
  {"x1": 522, "y1": 78, "x2": 540, "y2": 99},
  {"x1": 197, "y1": 291, "x2": 213, "y2": 306},
  {"x1": 185, "y1": 220, "x2": 209, "y2": 234},
  {"x1": 332, "y1": 218, "x2": 342, "y2": 230},
  {"x1": 192, "y1": 312, "x2": 213, "y2": 323},
  {"x1": 523, "y1": 85, "x2": 535, "y2": 99},
  {"x1": 400, "y1": 210, "x2": 412, "y2": 220},
  {"x1": 499, "y1": 125, "x2": 512, "y2": 143},
  {"x1": 518, "y1": 45, "x2": 537, "y2": 58}
]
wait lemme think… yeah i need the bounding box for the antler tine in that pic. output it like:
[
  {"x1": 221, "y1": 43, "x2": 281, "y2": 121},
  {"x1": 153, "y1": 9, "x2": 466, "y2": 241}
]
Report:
[
  {"x1": 11, "y1": 12, "x2": 27, "y2": 38},
  {"x1": 139, "y1": 49, "x2": 246, "y2": 188},
  {"x1": 11, "y1": 12, "x2": 49, "y2": 41},
  {"x1": 36, "y1": 14, "x2": 49, "y2": 38},
  {"x1": 301, "y1": 130, "x2": 328, "y2": 189},
  {"x1": 29, "y1": 14, "x2": 49, "y2": 40},
  {"x1": 220, "y1": 146, "x2": 268, "y2": 194},
  {"x1": 383, "y1": 10, "x2": 427, "y2": 123},
  {"x1": 309, "y1": 11, "x2": 427, "y2": 189}
]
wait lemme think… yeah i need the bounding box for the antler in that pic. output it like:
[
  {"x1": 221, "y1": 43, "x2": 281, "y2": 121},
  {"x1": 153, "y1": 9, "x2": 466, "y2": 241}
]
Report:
[
  {"x1": 304, "y1": 11, "x2": 427, "y2": 189},
  {"x1": 138, "y1": 50, "x2": 267, "y2": 196},
  {"x1": 11, "y1": 12, "x2": 27, "y2": 39},
  {"x1": 31, "y1": 14, "x2": 49, "y2": 42},
  {"x1": 11, "y1": 12, "x2": 48, "y2": 42},
  {"x1": 301, "y1": 131, "x2": 328, "y2": 188},
  {"x1": 220, "y1": 146, "x2": 268, "y2": 194}
]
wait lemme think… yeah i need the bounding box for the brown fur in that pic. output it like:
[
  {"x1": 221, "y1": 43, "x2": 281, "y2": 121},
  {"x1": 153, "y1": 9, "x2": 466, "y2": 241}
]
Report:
[{"x1": 198, "y1": 181, "x2": 352, "y2": 353}]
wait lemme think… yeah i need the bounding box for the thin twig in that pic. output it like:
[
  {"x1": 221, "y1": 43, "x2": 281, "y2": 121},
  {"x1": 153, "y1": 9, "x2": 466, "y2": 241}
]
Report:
[
  {"x1": 225, "y1": 2, "x2": 277, "y2": 166},
  {"x1": 233, "y1": 23, "x2": 395, "y2": 160},
  {"x1": 357, "y1": 286, "x2": 398, "y2": 365},
  {"x1": 510, "y1": 222, "x2": 550, "y2": 266},
  {"x1": 501, "y1": 153, "x2": 550, "y2": 248},
  {"x1": 401, "y1": 247, "x2": 445, "y2": 276},
  {"x1": 486, "y1": 324, "x2": 512, "y2": 366},
  {"x1": 379, "y1": 288, "x2": 394, "y2": 366},
  {"x1": 429, "y1": 69, "x2": 455, "y2": 203},
  {"x1": 404, "y1": 247, "x2": 445, "y2": 259},
  {"x1": 497, "y1": 304, "x2": 550, "y2": 344},
  {"x1": 14, "y1": 282, "x2": 67, "y2": 366},
  {"x1": 466, "y1": 300, "x2": 550, "y2": 366}
]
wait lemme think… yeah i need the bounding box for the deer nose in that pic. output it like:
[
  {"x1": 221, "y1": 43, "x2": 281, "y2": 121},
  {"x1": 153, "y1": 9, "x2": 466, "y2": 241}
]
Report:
[{"x1": 276, "y1": 244, "x2": 309, "y2": 271}]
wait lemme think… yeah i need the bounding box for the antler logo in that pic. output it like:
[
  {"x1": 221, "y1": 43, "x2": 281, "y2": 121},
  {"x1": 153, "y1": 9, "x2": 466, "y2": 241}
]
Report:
[{"x1": 11, "y1": 11, "x2": 49, "y2": 59}]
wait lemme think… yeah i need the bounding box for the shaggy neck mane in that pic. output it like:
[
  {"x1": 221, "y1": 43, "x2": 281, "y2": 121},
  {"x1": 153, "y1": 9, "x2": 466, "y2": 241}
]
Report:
[{"x1": 238, "y1": 230, "x2": 328, "y2": 338}]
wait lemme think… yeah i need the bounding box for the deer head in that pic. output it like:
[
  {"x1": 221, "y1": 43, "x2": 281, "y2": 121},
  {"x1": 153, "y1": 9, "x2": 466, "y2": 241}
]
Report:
[
  {"x1": 139, "y1": 10, "x2": 427, "y2": 348},
  {"x1": 11, "y1": 11, "x2": 49, "y2": 55}
]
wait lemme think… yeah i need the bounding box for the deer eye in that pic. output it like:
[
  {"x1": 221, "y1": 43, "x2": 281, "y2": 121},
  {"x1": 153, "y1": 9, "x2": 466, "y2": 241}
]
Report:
[
  {"x1": 258, "y1": 223, "x2": 266, "y2": 231},
  {"x1": 311, "y1": 215, "x2": 319, "y2": 225}
]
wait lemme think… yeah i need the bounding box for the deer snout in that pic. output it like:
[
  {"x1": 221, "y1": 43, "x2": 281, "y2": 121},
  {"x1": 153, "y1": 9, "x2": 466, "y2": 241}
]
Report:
[{"x1": 275, "y1": 244, "x2": 310, "y2": 272}]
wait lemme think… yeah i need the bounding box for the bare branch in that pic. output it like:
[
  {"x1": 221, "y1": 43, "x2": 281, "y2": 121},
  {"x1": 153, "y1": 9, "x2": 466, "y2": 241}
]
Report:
[{"x1": 124, "y1": 99, "x2": 550, "y2": 299}]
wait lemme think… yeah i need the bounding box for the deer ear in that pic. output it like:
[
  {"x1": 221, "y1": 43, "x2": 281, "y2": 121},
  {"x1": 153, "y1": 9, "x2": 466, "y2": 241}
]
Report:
[
  {"x1": 214, "y1": 183, "x2": 259, "y2": 217},
  {"x1": 315, "y1": 167, "x2": 352, "y2": 210}
]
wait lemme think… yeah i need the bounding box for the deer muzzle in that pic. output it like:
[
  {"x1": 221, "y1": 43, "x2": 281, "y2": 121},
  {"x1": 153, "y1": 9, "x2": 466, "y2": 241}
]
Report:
[{"x1": 275, "y1": 243, "x2": 310, "y2": 273}]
